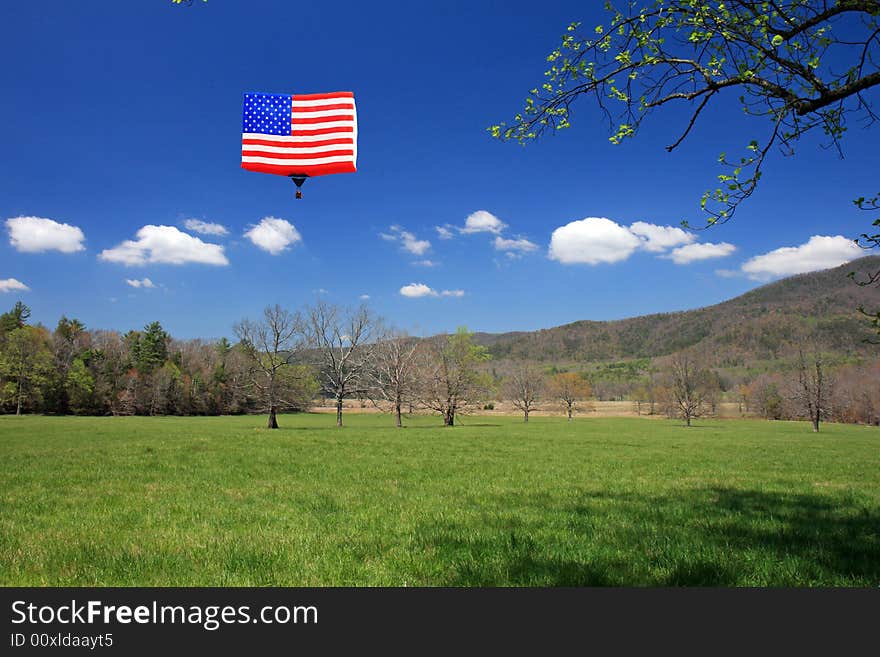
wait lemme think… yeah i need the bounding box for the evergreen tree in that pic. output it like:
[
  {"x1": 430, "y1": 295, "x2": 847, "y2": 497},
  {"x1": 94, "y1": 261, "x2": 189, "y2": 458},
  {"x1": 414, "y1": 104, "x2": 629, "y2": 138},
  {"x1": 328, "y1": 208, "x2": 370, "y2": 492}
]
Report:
[
  {"x1": 138, "y1": 322, "x2": 169, "y2": 373},
  {"x1": 0, "y1": 301, "x2": 31, "y2": 335}
]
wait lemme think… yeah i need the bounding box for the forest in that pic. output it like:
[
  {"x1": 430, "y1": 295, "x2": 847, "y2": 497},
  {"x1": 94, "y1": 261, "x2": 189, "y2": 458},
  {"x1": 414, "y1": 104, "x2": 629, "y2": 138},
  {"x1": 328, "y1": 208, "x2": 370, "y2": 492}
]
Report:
[{"x1": 1, "y1": 295, "x2": 878, "y2": 428}]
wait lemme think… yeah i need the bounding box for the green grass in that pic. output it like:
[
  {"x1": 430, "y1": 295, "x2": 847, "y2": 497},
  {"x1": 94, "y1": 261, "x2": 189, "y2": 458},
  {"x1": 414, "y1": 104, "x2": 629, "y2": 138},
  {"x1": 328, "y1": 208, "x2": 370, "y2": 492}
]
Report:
[{"x1": 1, "y1": 413, "x2": 878, "y2": 586}]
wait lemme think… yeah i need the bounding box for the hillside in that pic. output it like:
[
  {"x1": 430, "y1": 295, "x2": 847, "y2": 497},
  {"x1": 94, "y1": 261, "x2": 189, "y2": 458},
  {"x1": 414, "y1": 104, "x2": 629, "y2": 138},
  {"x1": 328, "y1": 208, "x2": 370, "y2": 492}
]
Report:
[{"x1": 474, "y1": 256, "x2": 880, "y2": 368}]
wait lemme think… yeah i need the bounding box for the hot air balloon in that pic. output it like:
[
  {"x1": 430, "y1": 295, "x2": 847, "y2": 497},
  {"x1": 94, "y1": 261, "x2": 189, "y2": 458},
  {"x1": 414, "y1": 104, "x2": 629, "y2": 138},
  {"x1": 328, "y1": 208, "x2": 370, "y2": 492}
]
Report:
[{"x1": 241, "y1": 91, "x2": 357, "y2": 199}]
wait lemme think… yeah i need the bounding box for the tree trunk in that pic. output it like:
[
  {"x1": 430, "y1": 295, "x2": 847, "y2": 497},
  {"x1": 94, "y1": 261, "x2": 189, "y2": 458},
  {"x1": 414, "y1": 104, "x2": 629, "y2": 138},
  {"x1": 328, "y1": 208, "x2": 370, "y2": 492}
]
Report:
[
  {"x1": 685, "y1": 412, "x2": 691, "y2": 427},
  {"x1": 267, "y1": 405, "x2": 278, "y2": 429},
  {"x1": 567, "y1": 404, "x2": 572, "y2": 421},
  {"x1": 395, "y1": 401, "x2": 402, "y2": 428},
  {"x1": 523, "y1": 409, "x2": 529, "y2": 423},
  {"x1": 812, "y1": 415, "x2": 820, "y2": 432},
  {"x1": 336, "y1": 394, "x2": 344, "y2": 427},
  {"x1": 443, "y1": 407, "x2": 455, "y2": 426}
]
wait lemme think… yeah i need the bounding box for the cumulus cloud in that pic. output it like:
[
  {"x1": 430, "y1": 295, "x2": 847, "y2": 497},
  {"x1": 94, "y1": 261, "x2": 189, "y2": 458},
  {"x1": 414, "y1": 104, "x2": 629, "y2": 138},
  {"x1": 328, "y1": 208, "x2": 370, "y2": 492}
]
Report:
[
  {"x1": 399, "y1": 283, "x2": 464, "y2": 298},
  {"x1": 548, "y1": 216, "x2": 739, "y2": 266},
  {"x1": 0, "y1": 278, "x2": 29, "y2": 293},
  {"x1": 100, "y1": 225, "x2": 229, "y2": 266},
  {"x1": 493, "y1": 236, "x2": 538, "y2": 254},
  {"x1": 244, "y1": 217, "x2": 302, "y2": 255},
  {"x1": 629, "y1": 221, "x2": 695, "y2": 252},
  {"x1": 666, "y1": 242, "x2": 737, "y2": 264},
  {"x1": 548, "y1": 217, "x2": 642, "y2": 265},
  {"x1": 462, "y1": 210, "x2": 506, "y2": 234},
  {"x1": 740, "y1": 235, "x2": 864, "y2": 281},
  {"x1": 435, "y1": 224, "x2": 456, "y2": 240},
  {"x1": 399, "y1": 283, "x2": 435, "y2": 298},
  {"x1": 125, "y1": 278, "x2": 156, "y2": 289},
  {"x1": 6, "y1": 216, "x2": 85, "y2": 253},
  {"x1": 380, "y1": 225, "x2": 431, "y2": 256},
  {"x1": 183, "y1": 219, "x2": 229, "y2": 236},
  {"x1": 412, "y1": 259, "x2": 437, "y2": 267},
  {"x1": 359, "y1": 294, "x2": 370, "y2": 300}
]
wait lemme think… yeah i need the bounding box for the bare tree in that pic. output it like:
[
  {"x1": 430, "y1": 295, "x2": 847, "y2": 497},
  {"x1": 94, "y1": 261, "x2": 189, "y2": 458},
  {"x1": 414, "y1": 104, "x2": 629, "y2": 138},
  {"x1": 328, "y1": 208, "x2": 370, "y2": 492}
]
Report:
[
  {"x1": 305, "y1": 301, "x2": 379, "y2": 427},
  {"x1": 737, "y1": 383, "x2": 753, "y2": 416},
  {"x1": 368, "y1": 328, "x2": 422, "y2": 428},
  {"x1": 234, "y1": 305, "x2": 308, "y2": 429},
  {"x1": 418, "y1": 328, "x2": 491, "y2": 426},
  {"x1": 752, "y1": 374, "x2": 785, "y2": 420},
  {"x1": 669, "y1": 354, "x2": 713, "y2": 427},
  {"x1": 830, "y1": 360, "x2": 880, "y2": 425},
  {"x1": 546, "y1": 372, "x2": 592, "y2": 421},
  {"x1": 631, "y1": 382, "x2": 650, "y2": 416},
  {"x1": 503, "y1": 365, "x2": 544, "y2": 422},
  {"x1": 794, "y1": 349, "x2": 832, "y2": 432}
]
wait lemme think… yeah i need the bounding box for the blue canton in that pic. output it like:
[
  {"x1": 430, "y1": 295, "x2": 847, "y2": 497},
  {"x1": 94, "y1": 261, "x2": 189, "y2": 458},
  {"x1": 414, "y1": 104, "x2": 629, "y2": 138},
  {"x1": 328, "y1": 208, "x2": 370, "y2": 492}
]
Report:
[{"x1": 242, "y1": 93, "x2": 291, "y2": 135}]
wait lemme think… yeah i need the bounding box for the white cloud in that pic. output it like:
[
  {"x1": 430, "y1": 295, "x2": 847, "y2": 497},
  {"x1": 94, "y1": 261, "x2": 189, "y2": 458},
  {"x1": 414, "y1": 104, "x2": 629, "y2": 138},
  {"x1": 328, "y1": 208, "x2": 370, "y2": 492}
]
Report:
[
  {"x1": 6, "y1": 216, "x2": 85, "y2": 253},
  {"x1": 435, "y1": 224, "x2": 455, "y2": 240},
  {"x1": 183, "y1": 219, "x2": 229, "y2": 236},
  {"x1": 399, "y1": 283, "x2": 464, "y2": 298},
  {"x1": 667, "y1": 241, "x2": 737, "y2": 264},
  {"x1": 0, "y1": 278, "x2": 29, "y2": 293},
  {"x1": 381, "y1": 225, "x2": 431, "y2": 255},
  {"x1": 629, "y1": 221, "x2": 695, "y2": 253},
  {"x1": 462, "y1": 210, "x2": 506, "y2": 234},
  {"x1": 359, "y1": 294, "x2": 370, "y2": 300},
  {"x1": 412, "y1": 259, "x2": 437, "y2": 267},
  {"x1": 400, "y1": 283, "x2": 436, "y2": 298},
  {"x1": 493, "y1": 236, "x2": 538, "y2": 253},
  {"x1": 740, "y1": 235, "x2": 864, "y2": 281},
  {"x1": 125, "y1": 278, "x2": 156, "y2": 289},
  {"x1": 549, "y1": 216, "x2": 737, "y2": 266},
  {"x1": 548, "y1": 217, "x2": 641, "y2": 265},
  {"x1": 244, "y1": 217, "x2": 302, "y2": 255},
  {"x1": 100, "y1": 225, "x2": 229, "y2": 266},
  {"x1": 399, "y1": 232, "x2": 430, "y2": 255}
]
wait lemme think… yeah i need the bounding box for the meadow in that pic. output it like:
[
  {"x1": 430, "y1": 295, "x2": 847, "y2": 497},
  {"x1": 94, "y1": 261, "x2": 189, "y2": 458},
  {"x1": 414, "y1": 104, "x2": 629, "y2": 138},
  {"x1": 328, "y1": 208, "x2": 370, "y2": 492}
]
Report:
[{"x1": 0, "y1": 413, "x2": 877, "y2": 586}]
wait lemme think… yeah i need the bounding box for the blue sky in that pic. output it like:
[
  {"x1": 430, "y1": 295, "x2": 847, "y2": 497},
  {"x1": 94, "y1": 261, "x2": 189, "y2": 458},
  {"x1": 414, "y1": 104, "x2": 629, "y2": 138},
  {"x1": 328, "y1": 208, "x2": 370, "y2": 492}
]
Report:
[{"x1": 1, "y1": 1, "x2": 877, "y2": 340}]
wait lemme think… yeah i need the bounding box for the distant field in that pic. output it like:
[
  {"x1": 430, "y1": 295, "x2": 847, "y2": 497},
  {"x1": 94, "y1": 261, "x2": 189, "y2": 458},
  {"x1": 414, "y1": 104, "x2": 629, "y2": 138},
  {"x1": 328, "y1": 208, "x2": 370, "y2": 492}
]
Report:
[
  {"x1": 312, "y1": 400, "x2": 747, "y2": 418},
  {"x1": 1, "y1": 414, "x2": 877, "y2": 586}
]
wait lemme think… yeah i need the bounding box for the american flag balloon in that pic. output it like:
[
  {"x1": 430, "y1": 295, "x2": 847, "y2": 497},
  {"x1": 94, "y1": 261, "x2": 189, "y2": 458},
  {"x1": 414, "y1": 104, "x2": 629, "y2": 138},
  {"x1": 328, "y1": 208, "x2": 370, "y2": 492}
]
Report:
[{"x1": 241, "y1": 91, "x2": 357, "y2": 196}]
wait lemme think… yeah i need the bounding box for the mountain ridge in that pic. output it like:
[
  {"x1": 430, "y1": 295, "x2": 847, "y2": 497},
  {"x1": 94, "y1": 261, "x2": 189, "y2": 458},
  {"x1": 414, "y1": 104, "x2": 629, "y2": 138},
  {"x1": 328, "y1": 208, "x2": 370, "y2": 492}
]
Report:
[{"x1": 470, "y1": 256, "x2": 880, "y2": 366}]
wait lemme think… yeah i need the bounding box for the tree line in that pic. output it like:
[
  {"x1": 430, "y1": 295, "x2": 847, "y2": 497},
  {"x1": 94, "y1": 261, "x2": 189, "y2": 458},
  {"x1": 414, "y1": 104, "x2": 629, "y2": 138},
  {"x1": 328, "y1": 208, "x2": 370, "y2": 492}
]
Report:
[
  {"x1": 617, "y1": 352, "x2": 880, "y2": 431},
  {"x1": 1, "y1": 300, "x2": 877, "y2": 430},
  {"x1": 0, "y1": 300, "x2": 591, "y2": 428}
]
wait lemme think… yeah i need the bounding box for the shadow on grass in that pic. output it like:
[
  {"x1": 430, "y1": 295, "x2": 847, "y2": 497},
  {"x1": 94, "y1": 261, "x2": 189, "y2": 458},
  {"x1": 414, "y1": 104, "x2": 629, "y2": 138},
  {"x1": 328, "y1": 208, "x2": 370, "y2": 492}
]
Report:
[
  {"x1": 410, "y1": 487, "x2": 880, "y2": 586},
  {"x1": 403, "y1": 423, "x2": 505, "y2": 430},
  {"x1": 447, "y1": 422, "x2": 504, "y2": 428}
]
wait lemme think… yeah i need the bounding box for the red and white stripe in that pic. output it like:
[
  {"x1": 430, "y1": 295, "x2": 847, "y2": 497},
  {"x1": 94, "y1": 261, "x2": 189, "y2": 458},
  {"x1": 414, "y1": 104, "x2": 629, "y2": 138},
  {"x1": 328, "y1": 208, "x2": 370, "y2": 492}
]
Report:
[{"x1": 242, "y1": 91, "x2": 357, "y2": 177}]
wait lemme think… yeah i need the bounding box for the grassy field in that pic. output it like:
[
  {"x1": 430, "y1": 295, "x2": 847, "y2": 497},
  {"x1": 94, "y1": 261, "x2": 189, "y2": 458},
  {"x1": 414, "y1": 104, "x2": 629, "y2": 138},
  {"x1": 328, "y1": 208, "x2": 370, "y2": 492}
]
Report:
[{"x1": 1, "y1": 413, "x2": 877, "y2": 586}]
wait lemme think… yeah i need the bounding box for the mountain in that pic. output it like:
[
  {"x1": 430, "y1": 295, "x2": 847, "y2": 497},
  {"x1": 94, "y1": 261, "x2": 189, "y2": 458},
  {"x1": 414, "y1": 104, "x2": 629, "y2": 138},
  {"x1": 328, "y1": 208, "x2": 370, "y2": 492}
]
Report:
[{"x1": 473, "y1": 256, "x2": 880, "y2": 368}]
